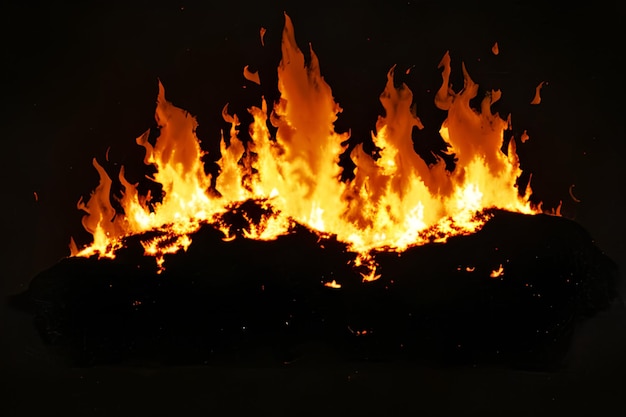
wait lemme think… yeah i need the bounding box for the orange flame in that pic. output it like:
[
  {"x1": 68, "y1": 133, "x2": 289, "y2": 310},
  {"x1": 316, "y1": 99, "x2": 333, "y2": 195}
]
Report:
[
  {"x1": 530, "y1": 81, "x2": 546, "y2": 105},
  {"x1": 491, "y1": 42, "x2": 499, "y2": 55},
  {"x1": 72, "y1": 14, "x2": 541, "y2": 275},
  {"x1": 490, "y1": 264, "x2": 505, "y2": 278},
  {"x1": 324, "y1": 280, "x2": 341, "y2": 289}
]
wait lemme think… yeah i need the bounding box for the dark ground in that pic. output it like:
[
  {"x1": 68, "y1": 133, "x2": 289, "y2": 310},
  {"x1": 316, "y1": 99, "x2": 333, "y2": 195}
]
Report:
[{"x1": 1, "y1": 1, "x2": 625, "y2": 416}]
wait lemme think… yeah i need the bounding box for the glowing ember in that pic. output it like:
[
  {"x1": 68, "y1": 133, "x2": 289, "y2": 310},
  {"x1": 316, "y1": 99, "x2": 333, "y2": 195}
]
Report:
[{"x1": 71, "y1": 13, "x2": 542, "y2": 275}]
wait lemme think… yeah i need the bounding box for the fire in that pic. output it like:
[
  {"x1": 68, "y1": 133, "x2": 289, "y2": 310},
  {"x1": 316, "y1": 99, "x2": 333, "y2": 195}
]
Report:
[{"x1": 71, "y1": 13, "x2": 540, "y2": 275}]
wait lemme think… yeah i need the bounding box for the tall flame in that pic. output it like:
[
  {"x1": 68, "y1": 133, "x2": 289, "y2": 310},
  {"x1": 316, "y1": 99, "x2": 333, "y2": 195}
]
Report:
[{"x1": 72, "y1": 14, "x2": 539, "y2": 276}]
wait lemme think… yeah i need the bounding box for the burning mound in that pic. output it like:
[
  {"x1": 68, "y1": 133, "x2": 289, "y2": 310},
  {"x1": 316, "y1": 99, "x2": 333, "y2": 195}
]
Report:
[
  {"x1": 19, "y1": 206, "x2": 618, "y2": 369},
  {"x1": 13, "y1": 14, "x2": 619, "y2": 371}
]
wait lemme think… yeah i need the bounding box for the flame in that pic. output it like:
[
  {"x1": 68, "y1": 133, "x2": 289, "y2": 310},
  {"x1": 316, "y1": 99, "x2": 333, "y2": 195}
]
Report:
[
  {"x1": 72, "y1": 14, "x2": 541, "y2": 275},
  {"x1": 490, "y1": 264, "x2": 505, "y2": 278},
  {"x1": 530, "y1": 81, "x2": 545, "y2": 105},
  {"x1": 491, "y1": 42, "x2": 499, "y2": 55},
  {"x1": 243, "y1": 66, "x2": 261, "y2": 85},
  {"x1": 521, "y1": 130, "x2": 530, "y2": 143},
  {"x1": 324, "y1": 280, "x2": 341, "y2": 289},
  {"x1": 259, "y1": 27, "x2": 266, "y2": 46},
  {"x1": 569, "y1": 184, "x2": 581, "y2": 203}
]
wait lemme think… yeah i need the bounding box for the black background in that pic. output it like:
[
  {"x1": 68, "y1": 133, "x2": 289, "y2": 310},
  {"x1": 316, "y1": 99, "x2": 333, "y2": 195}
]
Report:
[{"x1": 1, "y1": 1, "x2": 625, "y2": 415}]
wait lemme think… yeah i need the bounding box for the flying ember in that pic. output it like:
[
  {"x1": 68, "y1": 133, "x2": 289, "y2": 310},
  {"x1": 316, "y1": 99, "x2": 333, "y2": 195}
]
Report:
[{"x1": 71, "y1": 13, "x2": 540, "y2": 277}]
